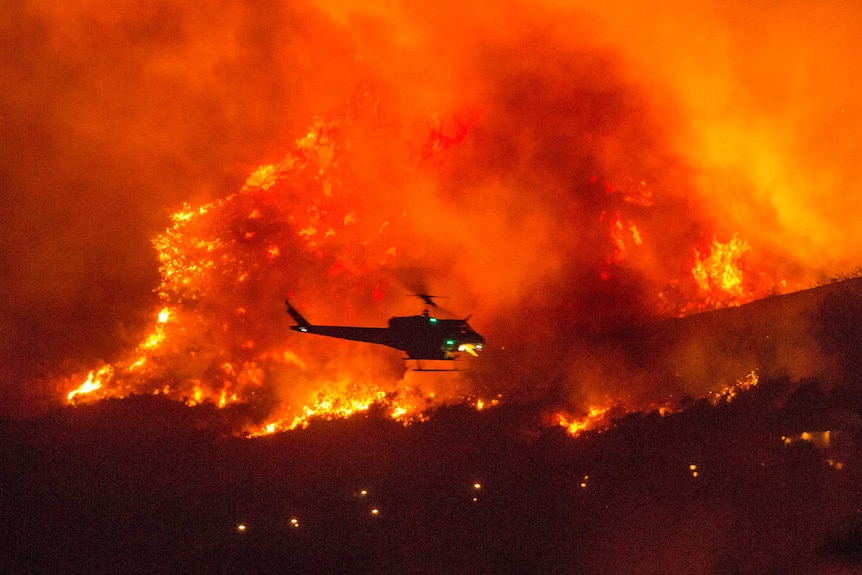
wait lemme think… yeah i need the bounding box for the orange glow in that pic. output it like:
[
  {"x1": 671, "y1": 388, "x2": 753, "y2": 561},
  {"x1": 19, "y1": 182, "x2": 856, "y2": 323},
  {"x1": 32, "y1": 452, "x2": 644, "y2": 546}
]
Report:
[
  {"x1": 556, "y1": 406, "x2": 611, "y2": 437},
  {"x1": 692, "y1": 234, "x2": 752, "y2": 307},
  {"x1": 711, "y1": 370, "x2": 760, "y2": 405},
  {"x1": 66, "y1": 366, "x2": 112, "y2": 403},
  {"x1": 470, "y1": 395, "x2": 500, "y2": 412},
  {"x1": 4, "y1": 0, "x2": 860, "y2": 445},
  {"x1": 55, "y1": 89, "x2": 781, "y2": 440},
  {"x1": 600, "y1": 211, "x2": 644, "y2": 267},
  {"x1": 60, "y1": 107, "x2": 478, "y2": 431},
  {"x1": 48, "y1": 0, "x2": 846, "y2": 437}
]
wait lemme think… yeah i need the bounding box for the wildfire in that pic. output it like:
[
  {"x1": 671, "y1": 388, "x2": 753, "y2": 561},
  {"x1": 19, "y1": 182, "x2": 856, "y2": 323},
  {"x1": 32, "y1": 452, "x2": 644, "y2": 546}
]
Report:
[
  {"x1": 711, "y1": 370, "x2": 760, "y2": 405},
  {"x1": 692, "y1": 234, "x2": 752, "y2": 307},
  {"x1": 59, "y1": 97, "x2": 476, "y2": 431},
  {"x1": 247, "y1": 391, "x2": 501, "y2": 437},
  {"x1": 67, "y1": 365, "x2": 112, "y2": 403},
  {"x1": 556, "y1": 406, "x2": 611, "y2": 437},
  {"x1": 56, "y1": 77, "x2": 779, "y2": 439}
]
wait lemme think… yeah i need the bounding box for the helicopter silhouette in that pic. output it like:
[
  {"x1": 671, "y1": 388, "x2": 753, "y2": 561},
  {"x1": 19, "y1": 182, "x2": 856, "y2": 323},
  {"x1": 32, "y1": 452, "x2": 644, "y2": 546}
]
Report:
[{"x1": 285, "y1": 294, "x2": 484, "y2": 366}]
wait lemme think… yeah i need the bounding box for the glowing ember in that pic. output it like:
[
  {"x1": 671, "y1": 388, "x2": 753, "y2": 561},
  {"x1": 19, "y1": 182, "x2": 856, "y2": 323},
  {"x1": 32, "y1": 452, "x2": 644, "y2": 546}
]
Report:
[
  {"x1": 711, "y1": 370, "x2": 760, "y2": 405},
  {"x1": 471, "y1": 395, "x2": 501, "y2": 411}
]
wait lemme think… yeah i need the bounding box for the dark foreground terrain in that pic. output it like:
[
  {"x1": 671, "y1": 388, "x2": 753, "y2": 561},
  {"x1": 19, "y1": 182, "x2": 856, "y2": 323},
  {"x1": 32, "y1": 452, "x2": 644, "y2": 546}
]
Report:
[
  {"x1": 7, "y1": 279, "x2": 862, "y2": 574},
  {"x1": 4, "y1": 374, "x2": 862, "y2": 574}
]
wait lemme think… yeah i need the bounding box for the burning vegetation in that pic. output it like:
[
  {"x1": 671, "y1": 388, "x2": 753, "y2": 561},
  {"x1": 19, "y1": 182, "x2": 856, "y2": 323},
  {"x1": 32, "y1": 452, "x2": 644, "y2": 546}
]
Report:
[
  {"x1": 54, "y1": 65, "x2": 790, "y2": 436},
  {"x1": 2, "y1": 0, "x2": 861, "y2": 429},
  {"x1": 5, "y1": 0, "x2": 859, "y2": 429},
  {"x1": 61, "y1": 104, "x2": 495, "y2": 433},
  {"x1": 57, "y1": 89, "x2": 771, "y2": 436},
  {"x1": 6, "y1": 2, "x2": 862, "y2": 572}
]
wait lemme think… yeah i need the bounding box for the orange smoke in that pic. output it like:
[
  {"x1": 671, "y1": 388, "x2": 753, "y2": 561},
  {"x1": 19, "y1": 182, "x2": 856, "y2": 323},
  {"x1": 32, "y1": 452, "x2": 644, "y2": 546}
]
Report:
[{"x1": 3, "y1": 0, "x2": 862, "y2": 420}]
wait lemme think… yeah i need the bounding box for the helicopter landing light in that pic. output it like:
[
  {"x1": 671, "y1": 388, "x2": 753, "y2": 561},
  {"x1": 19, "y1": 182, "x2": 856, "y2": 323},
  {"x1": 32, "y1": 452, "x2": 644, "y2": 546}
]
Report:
[{"x1": 458, "y1": 343, "x2": 480, "y2": 357}]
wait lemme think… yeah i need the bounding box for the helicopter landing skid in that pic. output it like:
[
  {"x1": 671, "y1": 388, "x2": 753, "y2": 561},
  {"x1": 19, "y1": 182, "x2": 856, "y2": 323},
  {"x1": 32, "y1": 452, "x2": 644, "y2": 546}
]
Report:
[{"x1": 407, "y1": 359, "x2": 461, "y2": 372}]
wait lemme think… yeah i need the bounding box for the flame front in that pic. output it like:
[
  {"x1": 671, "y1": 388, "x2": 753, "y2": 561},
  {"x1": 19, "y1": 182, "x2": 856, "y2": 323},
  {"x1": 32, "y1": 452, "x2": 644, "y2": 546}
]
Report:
[
  {"x1": 59, "y1": 98, "x2": 490, "y2": 432},
  {"x1": 56, "y1": 86, "x2": 785, "y2": 434},
  {"x1": 556, "y1": 406, "x2": 611, "y2": 437},
  {"x1": 43, "y1": 0, "x2": 854, "y2": 434}
]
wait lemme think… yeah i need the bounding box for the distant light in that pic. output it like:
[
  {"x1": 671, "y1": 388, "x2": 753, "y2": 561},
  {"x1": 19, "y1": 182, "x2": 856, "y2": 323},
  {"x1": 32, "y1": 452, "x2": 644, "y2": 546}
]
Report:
[
  {"x1": 299, "y1": 327, "x2": 308, "y2": 332},
  {"x1": 237, "y1": 524, "x2": 247, "y2": 532},
  {"x1": 370, "y1": 508, "x2": 379, "y2": 516},
  {"x1": 429, "y1": 317, "x2": 438, "y2": 323},
  {"x1": 472, "y1": 497, "x2": 478, "y2": 502},
  {"x1": 446, "y1": 339, "x2": 455, "y2": 346},
  {"x1": 290, "y1": 518, "x2": 300, "y2": 528},
  {"x1": 360, "y1": 489, "x2": 368, "y2": 497},
  {"x1": 473, "y1": 483, "x2": 482, "y2": 490}
]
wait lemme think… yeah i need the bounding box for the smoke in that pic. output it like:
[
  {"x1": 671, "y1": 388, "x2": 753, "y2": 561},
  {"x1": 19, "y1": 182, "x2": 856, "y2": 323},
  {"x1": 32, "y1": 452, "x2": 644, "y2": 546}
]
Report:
[{"x1": 3, "y1": 0, "x2": 861, "y2": 416}]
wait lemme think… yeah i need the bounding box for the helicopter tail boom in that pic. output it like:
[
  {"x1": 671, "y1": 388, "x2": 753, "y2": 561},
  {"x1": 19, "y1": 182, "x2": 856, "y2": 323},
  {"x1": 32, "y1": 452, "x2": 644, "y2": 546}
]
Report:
[{"x1": 285, "y1": 300, "x2": 311, "y2": 328}]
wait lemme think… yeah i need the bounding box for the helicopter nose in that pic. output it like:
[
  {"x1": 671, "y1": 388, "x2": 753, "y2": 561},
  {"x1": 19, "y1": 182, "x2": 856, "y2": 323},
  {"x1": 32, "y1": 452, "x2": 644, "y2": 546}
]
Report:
[
  {"x1": 457, "y1": 331, "x2": 485, "y2": 357},
  {"x1": 458, "y1": 343, "x2": 481, "y2": 357}
]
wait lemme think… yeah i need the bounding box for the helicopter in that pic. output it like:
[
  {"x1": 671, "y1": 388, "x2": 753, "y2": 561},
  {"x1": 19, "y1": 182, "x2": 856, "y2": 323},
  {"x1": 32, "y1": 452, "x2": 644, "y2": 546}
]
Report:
[{"x1": 285, "y1": 294, "x2": 484, "y2": 366}]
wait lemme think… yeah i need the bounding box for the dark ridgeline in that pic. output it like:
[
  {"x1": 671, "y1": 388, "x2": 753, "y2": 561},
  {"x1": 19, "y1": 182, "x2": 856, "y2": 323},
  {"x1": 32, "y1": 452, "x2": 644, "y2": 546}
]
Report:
[{"x1": 4, "y1": 279, "x2": 862, "y2": 574}]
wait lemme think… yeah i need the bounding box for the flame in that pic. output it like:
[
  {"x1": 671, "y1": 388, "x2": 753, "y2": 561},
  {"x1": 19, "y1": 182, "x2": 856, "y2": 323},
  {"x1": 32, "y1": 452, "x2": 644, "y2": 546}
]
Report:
[
  {"x1": 55, "y1": 73, "x2": 785, "y2": 435},
  {"x1": 66, "y1": 365, "x2": 112, "y2": 403},
  {"x1": 692, "y1": 234, "x2": 752, "y2": 307},
  {"x1": 54, "y1": 89, "x2": 771, "y2": 438},
  {"x1": 556, "y1": 405, "x2": 611, "y2": 437},
  {"x1": 59, "y1": 101, "x2": 474, "y2": 430},
  {"x1": 711, "y1": 370, "x2": 760, "y2": 405}
]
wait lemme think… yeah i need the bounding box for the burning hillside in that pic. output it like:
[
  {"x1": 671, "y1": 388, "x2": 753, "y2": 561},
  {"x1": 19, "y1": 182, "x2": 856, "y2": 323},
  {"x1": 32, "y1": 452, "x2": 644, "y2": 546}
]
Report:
[
  {"x1": 56, "y1": 86, "x2": 773, "y2": 435},
  {"x1": 7, "y1": 369, "x2": 862, "y2": 574},
  {"x1": 2, "y1": 0, "x2": 862, "y2": 431},
  {"x1": 6, "y1": 2, "x2": 862, "y2": 572}
]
